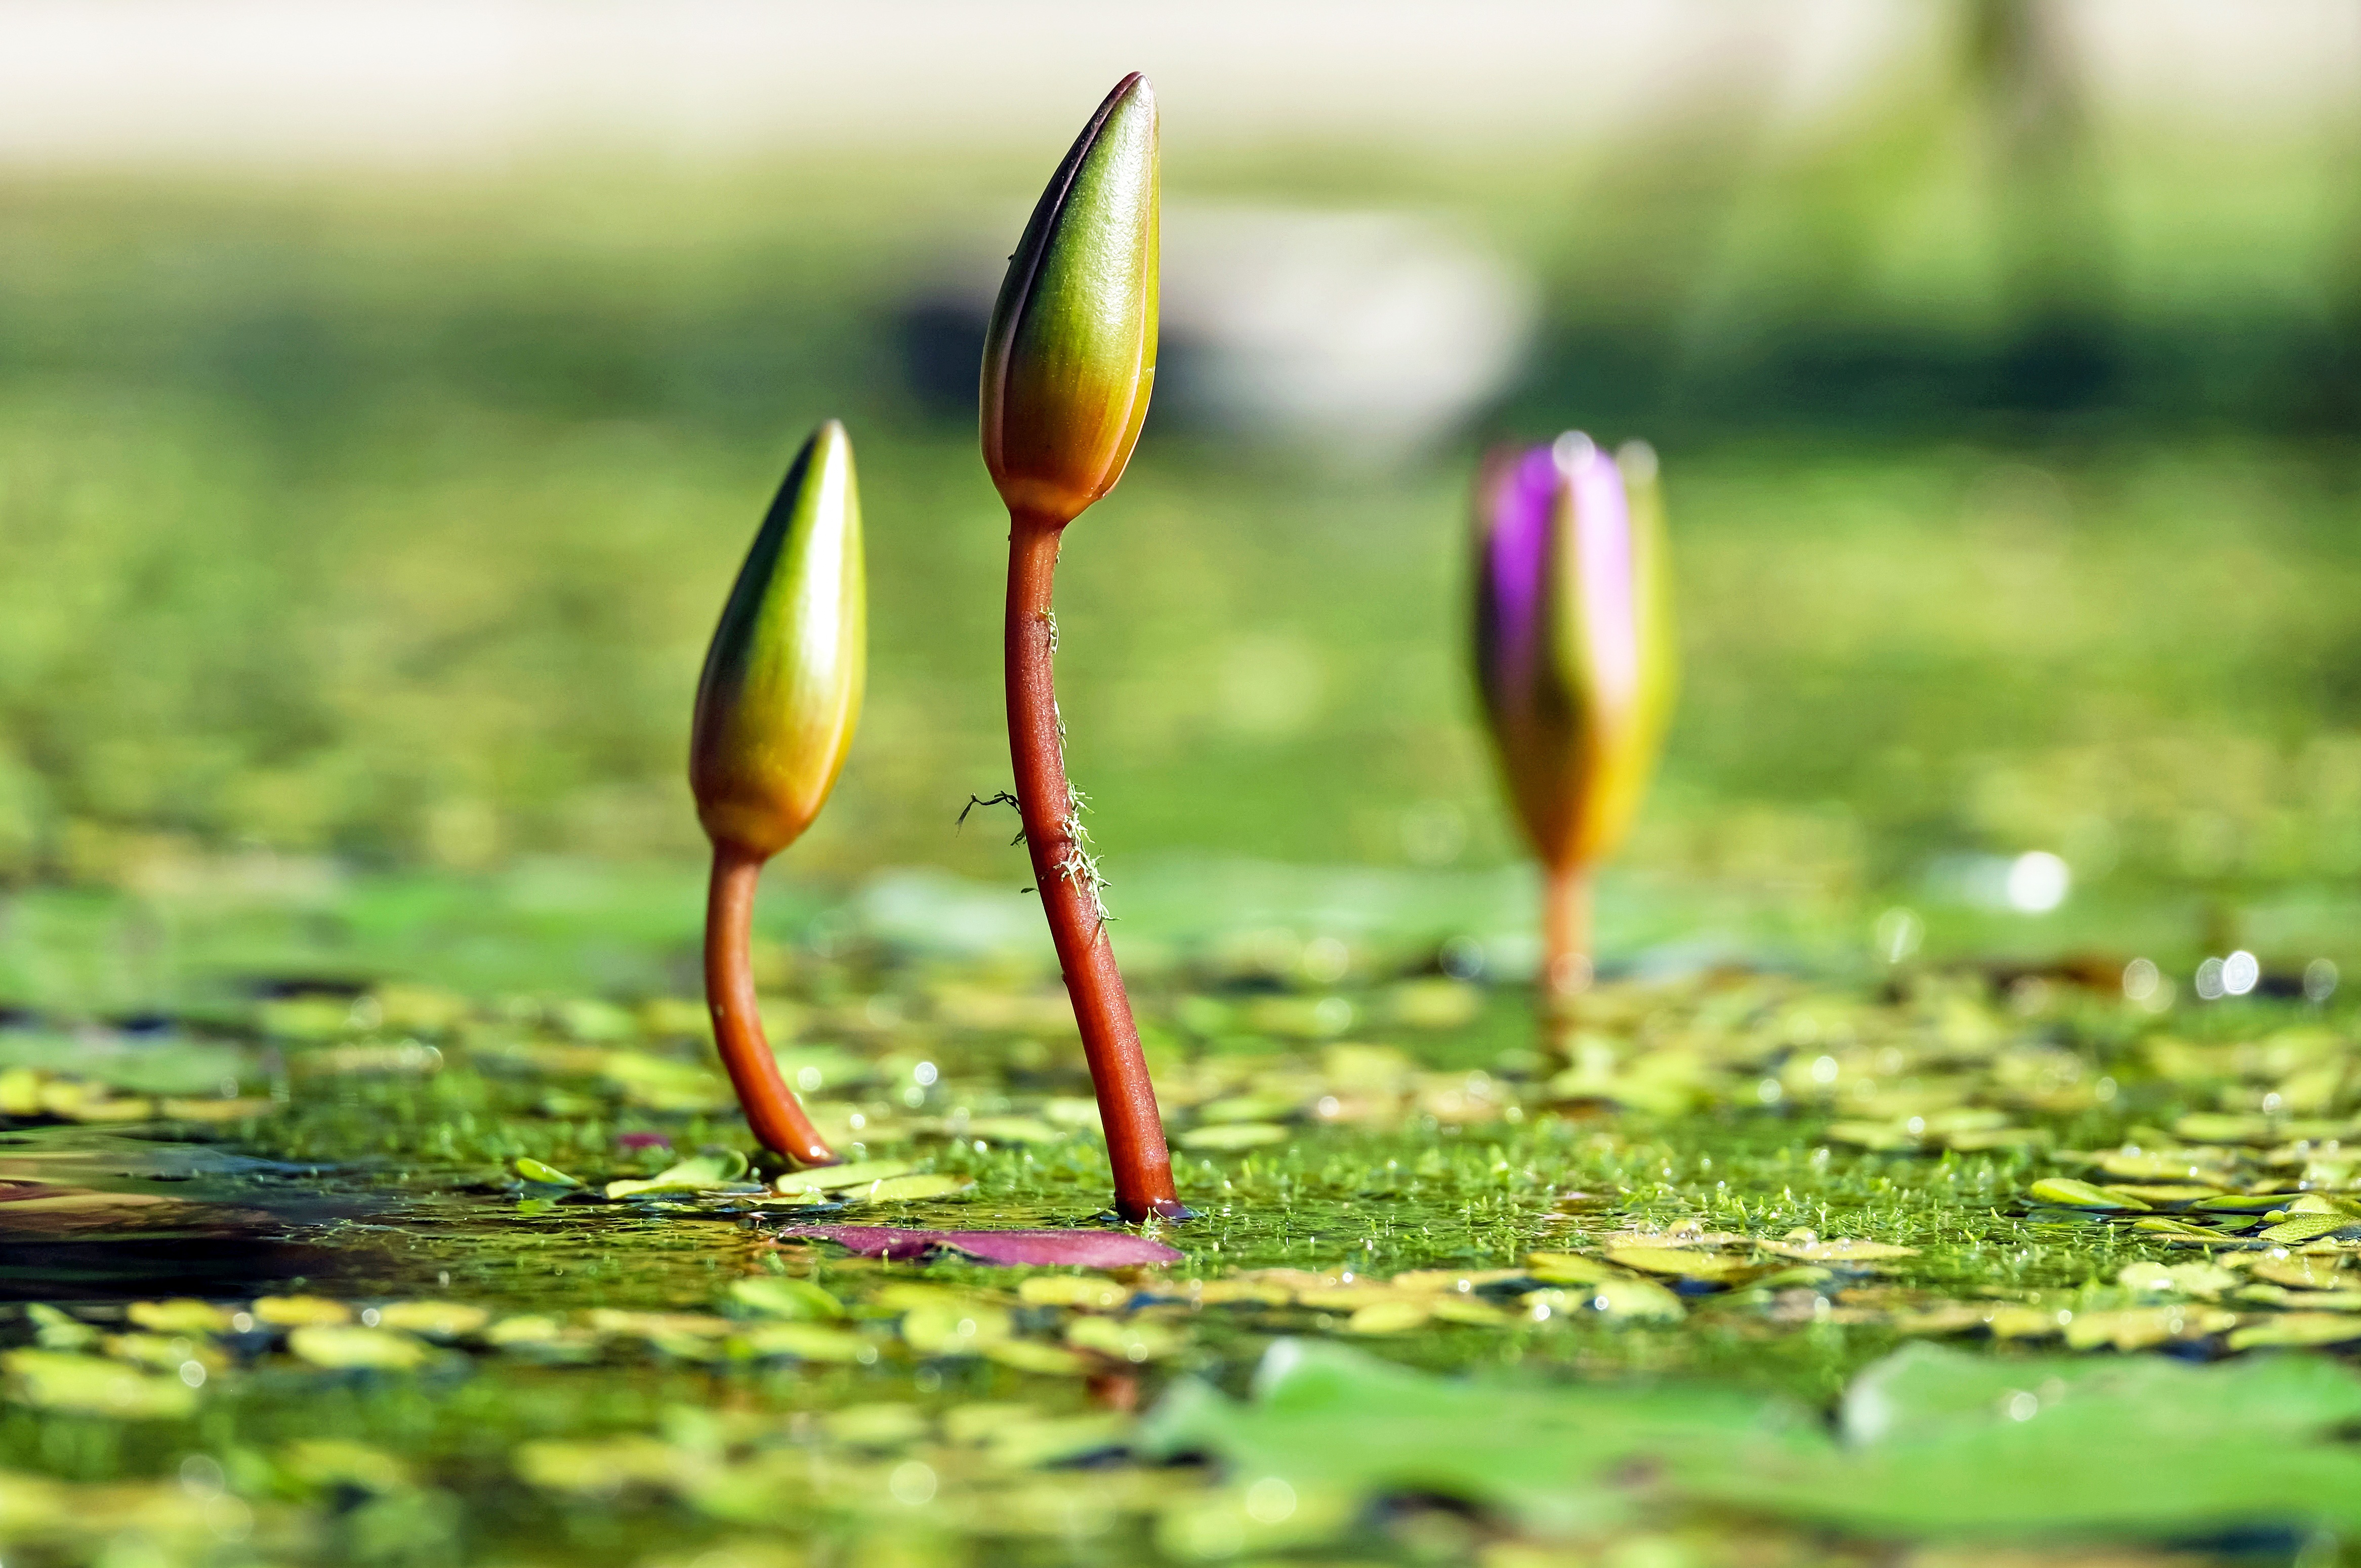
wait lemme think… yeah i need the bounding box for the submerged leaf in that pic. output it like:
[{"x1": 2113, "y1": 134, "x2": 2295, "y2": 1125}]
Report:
[
  {"x1": 728, "y1": 1277, "x2": 844, "y2": 1320},
  {"x1": 983, "y1": 1340, "x2": 1096, "y2": 1376},
  {"x1": 253, "y1": 1295, "x2": 353, "y2": 1327},
  {"x1": 1342, "y1": 1300, "x2": 1432, "y2": 1335},
  {"x1": 126, "y1": 1298, "x2": 236, "y2": 1335},
  {"x1": 2250, "y1": 1254, "x2": 2353, "y2": 1290},
  {"x1": 288, "y1": 1326, "x2": 428, "y2": 1371},
  {"x1": 2, "y1": 1350, "x2": 198, "y2": 1418},
  {"x1": 1066, "y1": 1316, "x2": 1184, "y2": 1362},
  {"x1": 773, "y1": 1225, "x2": 1181, "y2": 1267},
  {"x1": 737, "y1": 1322, "x2": 872, "y2": 1362},
  {"x1": 1017, "y1": 1276, "x2": 1133, "y2": 1310},
  {"x1": 372, "y1": 1301, "x2": 491, "y2": 1338},
  {"x1": 2226, "y1": 1313, "x2": 2361, "y2": 1350}
]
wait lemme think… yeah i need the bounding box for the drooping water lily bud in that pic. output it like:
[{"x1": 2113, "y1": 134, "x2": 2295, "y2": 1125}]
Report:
[
  {"x1": 980, "y1": 72, "x2": 1159, "y2": 528},
  {"x1": 1473, "y1": 433, "x2": 1676, "y2": 874},
  {"x1": 690, "y1": 420, "x2": 865, "y2": 860}
]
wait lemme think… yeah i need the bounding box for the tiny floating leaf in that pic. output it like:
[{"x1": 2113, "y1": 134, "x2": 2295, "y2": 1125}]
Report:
[
  {"x1": 604, "y1": 1149, "x2": 752, "y2": 1200},
  {"x1": 2027, "y1": 1177, "x2": 2149, "y2": 1211},
  {"x1": 773, "y1": 1158, "x2": 916, "y2": 1195},
  {"x1": 2258, "y1": 1212, "x2": 2356, "y2": 1245},
  {"x1": 514, "y1": 1157, "x2": 584, "y2": 1189},
  {"x1": 773, "y1": 1224, "x2": 1182, "y2": 1267},
  {"x1": 849, "y1": 1173, "x2": 975, "y2": 1204},
  {"x1": 728, "y1": 1277, "x2": 845, "y2": 1321}
]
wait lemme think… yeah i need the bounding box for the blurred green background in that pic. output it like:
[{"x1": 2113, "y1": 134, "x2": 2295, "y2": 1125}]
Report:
[{"x1": 1, "y1": 0, "x2": 2357, "y2": 1005}]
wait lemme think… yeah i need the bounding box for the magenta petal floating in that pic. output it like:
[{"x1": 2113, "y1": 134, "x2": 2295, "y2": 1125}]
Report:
[{"x1": 774, "y1": 1224, "x2": 1181, "y2": 1267}]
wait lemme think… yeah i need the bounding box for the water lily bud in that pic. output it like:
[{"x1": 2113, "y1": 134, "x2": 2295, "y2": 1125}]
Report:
[
  {"x1": 980, "y1": 72, "x2": 1159, "y2": 527},
  {"x1": 1473, "y1": 433, "x2": 1676, "y2": 872},
  {"x1": 690, "y1": 420, "x2": 865, "y2": 859}
]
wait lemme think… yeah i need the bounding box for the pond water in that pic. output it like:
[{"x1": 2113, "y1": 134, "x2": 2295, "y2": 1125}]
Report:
[{"x1": 5, "y1": 904, "x2": 2358, "y2": 1568}]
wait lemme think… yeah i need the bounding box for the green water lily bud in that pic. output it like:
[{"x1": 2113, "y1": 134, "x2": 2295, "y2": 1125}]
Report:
[
  {"x1": 980, "y1": 72, "x2": 1159, "y2": 527},
  {"x1": 689, "y1": 420, "x2": 865, "y2": 859}
]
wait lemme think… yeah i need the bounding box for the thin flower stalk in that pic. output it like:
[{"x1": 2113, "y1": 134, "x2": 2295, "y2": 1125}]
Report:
[
  {"x1": 980, "y1": 73, "x2": 1180, "y2": 1220},
  {"x1": 689, "y1": 420, "x2": 865, "y2": 1166},
  {"x1": 1473, "y1": 432, "x2": 1676, "y2": 1030}
]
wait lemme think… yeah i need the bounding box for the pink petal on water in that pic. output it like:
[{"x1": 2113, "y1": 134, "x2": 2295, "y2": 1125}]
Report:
[
  {"x1": 773, "y1": 1224, "x2": 1181, "y2": 1267},
  {"x1": 616, "y1": 1132, "x2": 672, "y2": 1152}
]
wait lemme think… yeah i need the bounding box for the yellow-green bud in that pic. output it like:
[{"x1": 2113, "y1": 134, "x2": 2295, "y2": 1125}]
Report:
[
  {"x1": 689, "y1": 420, "x2": 865, "y2": 859},
  {"x1": 980, "y1": 72, "x2": 1159, "y2": 527}
]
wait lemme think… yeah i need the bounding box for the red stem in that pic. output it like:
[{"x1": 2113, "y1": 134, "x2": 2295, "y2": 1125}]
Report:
[
  {"x1": 706, "y1": 842, "x2": 838, "y2": 1166},
  {"x1": 1005, "y1": 512, "x2": 1182, "y2": 1220}
]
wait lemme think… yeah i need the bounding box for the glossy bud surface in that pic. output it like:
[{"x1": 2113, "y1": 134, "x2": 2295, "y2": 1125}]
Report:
[
  {"x1": 690, "y1": 420, "x2": 865, "y2": 860},
  {"x1": 980, "y1": 73, "x2": 1159, "y2": 527}
]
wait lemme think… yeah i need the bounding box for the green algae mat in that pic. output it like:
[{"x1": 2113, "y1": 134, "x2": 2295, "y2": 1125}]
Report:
[{"x1": 7, "y1": 925, "x2": 2361, "y2": 1567}]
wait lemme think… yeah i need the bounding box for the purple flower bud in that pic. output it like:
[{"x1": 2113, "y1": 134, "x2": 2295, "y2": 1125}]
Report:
[{"x1": 1474, "y1": 433, "x2": 1676, "y2": 873}]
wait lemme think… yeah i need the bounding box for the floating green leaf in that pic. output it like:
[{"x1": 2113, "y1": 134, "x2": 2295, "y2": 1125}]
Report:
[
  {"x1": 2026, "y1": 1177, "x2": 2147, "y2": 1211},
  {"x1": 605, "y1": 1149, "x2": 752, "y2": 1200},
  {"x1": 772, "y1": 1158, "x2": 914, "y2": 1195},
  {"x1": 513, "y1": 1157, "x2": 583, "y2": 1188},
  {"x1": 848, "y1": 1172, "x2": 973, "y2": 1204},
  {"x1": 2259, "y1": 1213, "x2": 2357, "y2": 1245}
]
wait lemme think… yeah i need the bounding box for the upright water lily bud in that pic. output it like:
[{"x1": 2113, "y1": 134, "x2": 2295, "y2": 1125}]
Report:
[
  {"x1": 690, "y1": 420, "x2": 864, "y2": 1167},
  {"x1": 979, "y1": 76, "x2": 1180, "y2": 1222},
  {"x1": 1474, "y1": 433, "x2": 1676, "y2": 1011},
  {"x1": 980, "y1": 72, "x2": 1159, "y2": 528},
  {"x1": 691, "y1": 420, "x2": 865, "y2": 860}
]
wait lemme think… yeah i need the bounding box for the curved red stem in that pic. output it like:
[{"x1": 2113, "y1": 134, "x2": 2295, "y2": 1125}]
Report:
[{"x1": 705, "y1": 843, "x2": 838, "y2": 1166}]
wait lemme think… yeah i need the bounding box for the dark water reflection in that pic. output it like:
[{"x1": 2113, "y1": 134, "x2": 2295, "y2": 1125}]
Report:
[{"x1": 0, "y1": 1124, "x2": 377, "y2": 1302}]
